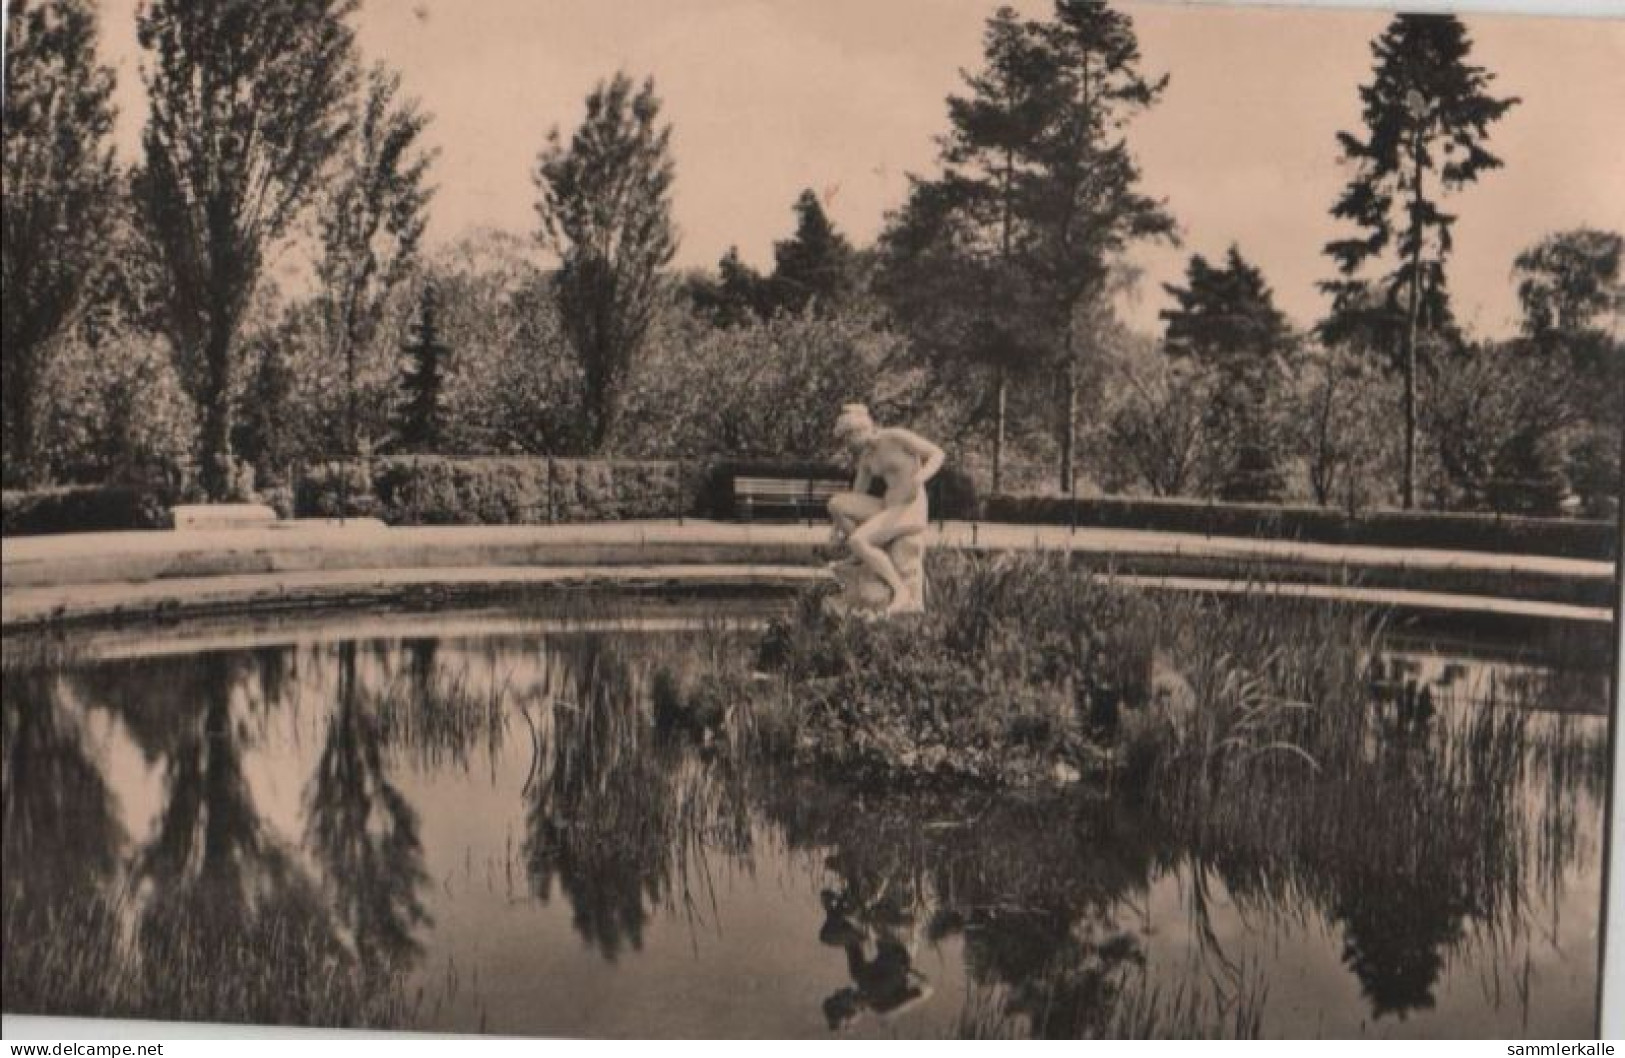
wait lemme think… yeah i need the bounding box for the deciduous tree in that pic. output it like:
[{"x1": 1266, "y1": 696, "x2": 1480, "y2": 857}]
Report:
[
  {"x1": 134, "y1": 0, "x2": 360, "y2": 498},
  {"x1": 318, "y1": 65, "x2": 436, "y2": 464},
  {"x1": 1513, "y1": 227, "x2": 1624, "y2": 515},
  {"x1": 534, "y1": 73, "x2": 678, "y2": 452},
  {"x1": 1, "y1": 0, "x2": 119, "y2": 486}
]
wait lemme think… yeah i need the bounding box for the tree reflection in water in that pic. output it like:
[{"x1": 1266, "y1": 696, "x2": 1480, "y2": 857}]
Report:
[
  {"x1": 1, "y1": 656, "x2": 127, "y2": 1013},
  {"x1": 129, "y1": 651, "x2": 355, "y2": 1024},
  {"x1": 7, "y1": 647, "x2": 427, "y2": 1027},
  {"x1": 522, "y1": 634, "x2": 753, "y2": 960},
  {"x1": 0, "y1": 625, "x2": 1604, "y2": 1037},
  {"x1": 765, "y1": 779, "x2": 1201, "y2": 1037},
  {"x1": 304, "y1": 642, "x2": 431, "y2": 978}
]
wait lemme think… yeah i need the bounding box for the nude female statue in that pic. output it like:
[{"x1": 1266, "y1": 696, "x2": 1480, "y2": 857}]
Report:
[{"x1": 826, "y1": 404, "x2": 944, "y2": 615}]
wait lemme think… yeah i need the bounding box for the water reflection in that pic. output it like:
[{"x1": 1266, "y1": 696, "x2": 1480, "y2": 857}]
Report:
[
  {"x1": 0, "y1": 622, "x2": 1607, "y2": 1037},
  {"x1": 522, "y1": 635, "x2": 753, "y2": 960},
  {"x1": 305, "y1": 643, "x2": 431, "y2": 977},
  {"x1": 767, "y1": 781, "x2": 1182, "y2": 1037},
  {"x1": 1, "y1": 663, "x2": 126, "y2": 1012},
  {"x1": 131, "y1": 653, "x2": 350, "y2": 1024}
]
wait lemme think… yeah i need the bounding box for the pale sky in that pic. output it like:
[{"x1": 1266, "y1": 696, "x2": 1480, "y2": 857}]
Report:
[{"x1": 88, "y1": 0, "x2": 1625, "y2": 337}]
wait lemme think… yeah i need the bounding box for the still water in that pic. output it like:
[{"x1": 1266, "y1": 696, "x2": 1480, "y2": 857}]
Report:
[{"x1": 1, "y1": 608, "x2": 1607, "y2": 1038}]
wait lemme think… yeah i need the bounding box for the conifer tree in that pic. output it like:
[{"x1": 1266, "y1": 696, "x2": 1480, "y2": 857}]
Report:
[
  {"x1": 1162, "y1": 246, "x2": 1295, "y2": 501},
  {"x1": 769, "y1": 189, "x2": 856, "y2": 316},
  {"x1": 396, "y1": 285, "x2": 449, "y2": 452},
  {"x1": 1321, "y1": 13, "x2": 1517, "y2": 508}
]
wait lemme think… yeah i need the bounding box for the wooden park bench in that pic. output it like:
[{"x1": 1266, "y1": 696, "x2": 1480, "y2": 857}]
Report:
[{"x1": 732, "y1": 474, "x2": 850, "y2": 523}]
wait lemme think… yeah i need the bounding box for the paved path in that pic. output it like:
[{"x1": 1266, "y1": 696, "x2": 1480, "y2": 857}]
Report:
[{"x1": 2, "y1": 518, "x2": 1616, "y2": 629}]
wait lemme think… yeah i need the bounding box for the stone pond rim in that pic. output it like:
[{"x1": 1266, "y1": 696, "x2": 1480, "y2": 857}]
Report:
[{"x1": 0, "y1": 518, "x2": 1614, "y2": 633}]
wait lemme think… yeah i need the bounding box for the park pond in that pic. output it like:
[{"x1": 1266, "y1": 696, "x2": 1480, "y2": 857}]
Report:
[{"x1": 1, "y1": 589, "x2": 1610, "y2": 1039}]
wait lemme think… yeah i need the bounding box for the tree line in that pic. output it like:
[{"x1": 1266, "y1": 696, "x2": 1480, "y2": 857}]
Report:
[{"x1": 2, "y1": 0, "x2": 1620, "y2": 518}]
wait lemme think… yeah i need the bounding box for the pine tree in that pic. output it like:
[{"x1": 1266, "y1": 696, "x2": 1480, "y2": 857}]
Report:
[
  {"x1": 2, "y1": 0, "x2": 119, "y2": 486},
  {"x1": 134, "y1": 0, "x2": 360, "y2": 499},
  {"x1": 1025, "y1": 0, "x2": 1178, "y2": 493},
  {"x1": 878, "y1": 1, "x2": 1175, "y2": 494},
  {"x1": 879, "y1": 7, "x2": 1055, "y2": 493},
  {"x1": 1320, "y1": 13, "x2": 1518, "y2": 509},
  {"x1": 1162, "y1": 246, "x2": 1295, "y2": 501},
  {"x1": 534, "y1": 73, "x2": 678, "y2": 452},
  {"x1": 396, "y1": 285, "x2": 449, "y2": 452},
  {"x1": 769, "y1": 189, "x2": 855, "y2": 316},
  {"x1": 685, "y1": 246, "x2": 773, "y2": 328}
]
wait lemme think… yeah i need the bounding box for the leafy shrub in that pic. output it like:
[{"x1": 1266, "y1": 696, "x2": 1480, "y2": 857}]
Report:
[
  {"x1": 982, "y1": 493, "x2": 1617, "y2": 560},
  {"x1": 550, "y1": 458, "x2": 694, "y2": 522},
  {"x1": 375, "y1": 457, "x2": 551, "y2": 524},
  {"x1": 33, "y1": 334, "x2": 199, "y2": 496},
  {"x1": 292, "y1": 461, "x2": 380, "y2": 519},
  {"x1": 1, "y1": 485, "x2": 173, "y2": 536}
]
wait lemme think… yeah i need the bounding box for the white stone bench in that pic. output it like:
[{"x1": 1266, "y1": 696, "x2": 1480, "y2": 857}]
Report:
[{"x1": 170, "y1": 503, "x2": 280, "y2": 531}]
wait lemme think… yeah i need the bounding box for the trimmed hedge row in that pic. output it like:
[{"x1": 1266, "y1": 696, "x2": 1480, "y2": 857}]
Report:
[
  {"x1": 981, "y1": 493, "x2": 1619, "y2": 561},
  {"x1": 1, "y1": 485, "x2": 173, "y2": 536},
  {"x1": 18, "y1": 462, "x2": 1598, "y2": 562},
  {"x1": 294, "y1": 456, "x2": 980, "y2": 525},
  {"x1": 295, "y1": 456, "x2": 703, "y2": 524}
]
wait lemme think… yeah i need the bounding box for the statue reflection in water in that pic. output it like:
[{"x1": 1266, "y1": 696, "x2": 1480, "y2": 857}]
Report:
[{"x1": 814, "y1": 854, "x2": 933, "y2": 1031}]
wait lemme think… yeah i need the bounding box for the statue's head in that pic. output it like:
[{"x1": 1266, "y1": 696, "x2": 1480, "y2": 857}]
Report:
[{"x1": 832, "y1": 403, "x2": 876, "y2": 452}]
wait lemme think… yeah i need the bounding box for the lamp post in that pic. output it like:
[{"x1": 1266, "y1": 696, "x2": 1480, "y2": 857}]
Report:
[{"x1": 1398, "y1": 88, "x2": 1432, "y2": 511}]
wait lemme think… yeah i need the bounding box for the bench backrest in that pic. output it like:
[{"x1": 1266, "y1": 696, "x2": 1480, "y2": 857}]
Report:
[{"x1": 731, "y1": 474, "x2": 848, "y2": 521}]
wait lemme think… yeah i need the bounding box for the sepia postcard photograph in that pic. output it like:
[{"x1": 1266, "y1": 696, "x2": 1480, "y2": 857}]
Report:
[{"x1": 1, "y1": 0, "x2": 1622, "y2": 1042}]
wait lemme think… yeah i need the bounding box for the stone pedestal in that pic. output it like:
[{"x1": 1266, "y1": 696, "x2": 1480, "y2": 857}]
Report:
[{"x1": 827, "y1": 533, "x2": 927, "y2": 616}]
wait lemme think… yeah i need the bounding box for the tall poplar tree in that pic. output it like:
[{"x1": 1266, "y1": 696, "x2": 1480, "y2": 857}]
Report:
[
  {"x1": 534, "y1": 73, "x2": 678, "y2": 452},
  {"x1": 318, "y1": 65, "x2": 437, "y2": 464},
  {"x1": 1, "y1": 0, "x2": 119, "y2": 486},
  {"x1": 135, "y1": 0, "x2": 360, "y2": 498}
]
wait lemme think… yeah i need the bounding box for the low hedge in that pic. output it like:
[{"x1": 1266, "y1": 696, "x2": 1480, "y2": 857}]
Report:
[
  {"x1": 296, "y1": 456, "x2": 702, "y2": 524},
  {"x1": 1, "y1": 485, "x2": 173, "y2": 536},
  {"x1": 981, "y1": 493, "x2": 1619, "y2": 561},
  {"x1": 294, "y1": 455, "x2": 979, "y2": 525},
  {"x1": 293, "y1": 461, "x2": 382, "y2": 520}
]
